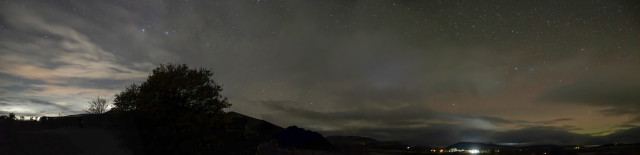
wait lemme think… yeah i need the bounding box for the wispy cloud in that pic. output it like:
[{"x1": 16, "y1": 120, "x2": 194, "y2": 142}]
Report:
[
  {"x1": 0, "y1": 3, "x2": 156, "y2": 115},
  {"x1": 0, "y1": 6, "x2": 149, "y2": 83}
]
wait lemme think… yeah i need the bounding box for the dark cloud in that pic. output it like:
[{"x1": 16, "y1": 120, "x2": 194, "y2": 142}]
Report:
[
  {"x1": 538, "y1": 81, "x2": 640, "y2": 107},
  {"x1": 537, "y1": 72, "x2": 640, "y2": 122},
  {"x1": 490, "y1": 126, "x2": 599, "y2": 145},
  {"x1": 600, "y1": 108, "x2": 639, "y2": 116},
  {"x1": 261, "y1": 99, "x2": 546, "y2": 145},
  {"x1": 62, "y1": 78, "x2": 135, "y2": 90},
  {"x1": 261, "y1": 99, "x2": 526, "y2": 130},
  {"x1": 262, "y1": 98, "x2": 640, "y2": 145},
  {"x1": 326, "y1": 123, "x2": 640, "y2": 146},
  {"x1": 617, "y1": 124, "x2": 638, "y2": 128},
  {"x1": 29, "y1": 99, "x2": 57, "y2": 106},
  {"x1": 0, "y1": 109, "x2": 38, "y2": 117},
  {"x1": 629, "y1": 117, "x2": 640, "y2": 123},
  {"x1": 28, "y1": 99, "x2": 71, "y2": 111},
  {"x1": 603, "y1": 127, "x2": 640, "y2": 143},
  {"x1": 330, "y1": 123, "x2": 493, "y2": 147},
  {"x1": 534, "y1": 118, "x2": 573, "y2": 125}
]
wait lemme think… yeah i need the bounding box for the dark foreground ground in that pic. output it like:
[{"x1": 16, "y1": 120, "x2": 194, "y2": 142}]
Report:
[
  {"x1": 0, "y1": 127, "x2": 132, "y2": 155},
  {"x1": 4, "y1": 128, "x2": 640, "y2": 155},
  {"x1": 2, "y1": 114, "x2": 640, "y2": 155}
]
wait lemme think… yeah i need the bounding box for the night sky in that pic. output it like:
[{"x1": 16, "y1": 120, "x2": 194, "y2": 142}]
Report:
[{"x1": 1, "y1": 0, "x2": 639, "y2": 146}]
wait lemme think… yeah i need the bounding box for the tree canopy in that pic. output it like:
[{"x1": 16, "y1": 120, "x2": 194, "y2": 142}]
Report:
[{"x1": 113, "y1": 63, "x2": 230, "y2": 116}]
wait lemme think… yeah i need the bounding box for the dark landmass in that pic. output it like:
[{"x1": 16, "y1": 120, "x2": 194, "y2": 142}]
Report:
[
  {"x1": 0, "y1": 111, "x2": 337, "y2": 154},
  {"x1": 1, "y1": 112, "x2": 640, "y2": 155}
]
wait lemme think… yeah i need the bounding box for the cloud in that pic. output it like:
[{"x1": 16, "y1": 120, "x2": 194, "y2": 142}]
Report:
[
  {"x1": 260, "y1": 97, "x2": 640, "y2": 145},
  {"x1": 0, "y1": 6, "x2": 149, "y2": 84},
  {"x1": 0, "y1": 109, "x2": 34, "y2": 116},
  {"x1": 0, "y1": 2, "x2": 157, "y2": 115},
  {"x1": 28, "y1": 99, "x2": 71, "y2": 111},
  {"x1": 29, "y1": 99, "x2": 58, "y2": 106},
  {"x1": 534, "y1": 118, "x2": 573, "y2": 125},
  {"x1": 600, "y1": 108, "x2": 639, "y2": 116},
  {"x1": 538, "y1": 81, "x2": 640, "y2": 107},
  {"x1": 490, "y1": 126, "x2": 604, "y2": 145},
  {"x1": 0, "y1": 97, "x2": 83, "y2": 116},
  {"x1": 261, "y1": 99, "x2": 522, "y2": 131},
  {"x1": 0, "y1": 0, "x2": 638, "y2": 146},
  {"x1": 260, "y1": 99, "x2": 544, "y2": 143},
  {"x1": 537, "y1": 71, "x2": 640, "y2": 119},
  {"x1": 337, "y1": 123, "x2": 640, "y2": 146},
  {"x1": 602, "y1": 127, "x2": 640, "y2": 143},
  {"x1": 322, "y1": 122, "x2": 635, "y2": 146},
  {"x1": 329, "y1": 123, "x2": 493, "y2": 146},
  {"x1": 26, "y1": 84, "x2": 116, "y2": 98},
  {"x1": 628, "y1": 117, "x2": 640, "y2": 123}
]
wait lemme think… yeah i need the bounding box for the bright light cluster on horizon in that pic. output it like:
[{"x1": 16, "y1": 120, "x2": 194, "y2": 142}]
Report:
[{"x1": 469, "y1": 149, "x2": 480, "y2": 154}]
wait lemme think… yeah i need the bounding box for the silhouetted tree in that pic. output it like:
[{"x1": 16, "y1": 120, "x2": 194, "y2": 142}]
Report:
[
  {"x1": 85, "y1": 96, "x2": 110, "y2": 114},
  {"x1": 113, "y1": 63, "x2": 230, "y2": 115},
  {"x1": 112, "y1": 84, "x2": 139, "y2": 112},
  {"x1": 112, "y1": 63, "x2": 231, "y2": 153},
  {"x1": 9, "y1": 113, "x2": 15, "y2": 120}
]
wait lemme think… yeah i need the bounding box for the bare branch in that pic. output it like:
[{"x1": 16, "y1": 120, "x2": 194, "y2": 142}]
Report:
[{"x1": 85, "y1": 96, "x2": 110, "y2": 114}]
